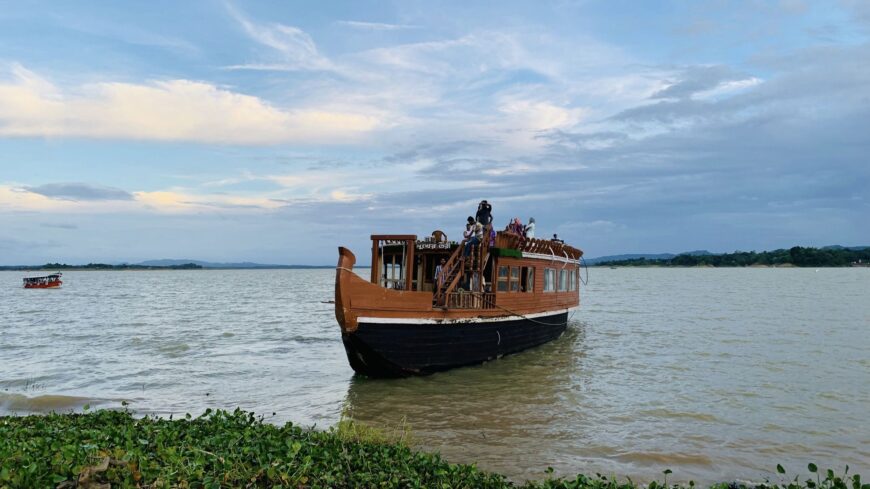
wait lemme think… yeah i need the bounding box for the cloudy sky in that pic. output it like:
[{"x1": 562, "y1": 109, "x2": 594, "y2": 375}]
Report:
[{"x1": 1, "y1": 0, "x2": 868, "y2": 265}]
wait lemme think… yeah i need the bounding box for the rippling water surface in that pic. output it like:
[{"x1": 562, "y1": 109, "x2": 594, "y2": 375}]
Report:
[{"x1": 1, "y1": 268, "x2": 868, "y2": 483}]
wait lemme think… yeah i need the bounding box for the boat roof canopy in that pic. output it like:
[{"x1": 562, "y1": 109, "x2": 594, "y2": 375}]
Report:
[
  {"x1": 23, "y1": 273, "x2": 62, "y2": 282},
  {"x1": 371, "y1": 234, "x2": 416, "y2": 241}
]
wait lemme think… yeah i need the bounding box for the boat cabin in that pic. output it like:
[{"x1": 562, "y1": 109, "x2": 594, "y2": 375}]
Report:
[
  {"x1": 369, "y1": 227, "x2": 583, "y2": 310},
  {"x1": 370, "y1": 232, "x2": 456, "y2": 292}
]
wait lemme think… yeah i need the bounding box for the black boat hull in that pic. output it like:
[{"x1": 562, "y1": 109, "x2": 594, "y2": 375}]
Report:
[{"x1": 341, "y1": 311, "x2": 568, "y2": 377}]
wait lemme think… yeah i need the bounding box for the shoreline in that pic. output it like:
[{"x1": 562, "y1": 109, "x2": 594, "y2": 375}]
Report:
[{"x1": 0, "y1": 408, "x2": 861, "y2": 488}]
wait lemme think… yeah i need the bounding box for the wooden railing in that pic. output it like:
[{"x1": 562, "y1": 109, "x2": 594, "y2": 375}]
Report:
[
  {"x1": 495, "y1": 232, "x2": 583, "y2": 260},
  {"x1": 433, "y1": 229, "x2": 582, "y2": 309},
  {"x1": 433, "y1": 224, "x2": 493, "y2": 307},
  {"x1": 433, "y1": 240, "x2": 465, "y2": 306},
  {"x1": 446, "y1": 292, "x2": 495, "y2": 309}
]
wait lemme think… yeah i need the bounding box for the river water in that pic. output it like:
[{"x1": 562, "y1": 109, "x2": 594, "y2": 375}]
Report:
[{"x1": 1, "y1": 268, "x2": 868, "y2": 483}]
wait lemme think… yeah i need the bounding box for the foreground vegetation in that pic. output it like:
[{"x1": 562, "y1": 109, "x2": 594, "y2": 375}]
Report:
[
  {"x1": 1, "y1": 409, "x2": 865, "y2": 489},
  {"x1": 595, "y1": 246, "x2": 870, "y2": 268}
]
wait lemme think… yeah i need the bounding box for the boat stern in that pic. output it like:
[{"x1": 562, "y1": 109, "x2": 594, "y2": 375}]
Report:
[{"x1": 335, "y1": 247, "x2": 359, "y2": 333}]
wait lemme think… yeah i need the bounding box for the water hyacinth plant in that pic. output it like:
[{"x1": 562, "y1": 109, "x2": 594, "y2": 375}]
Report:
[{"x1": 0, "y1": 408, "x2": 866, "y2": 489}]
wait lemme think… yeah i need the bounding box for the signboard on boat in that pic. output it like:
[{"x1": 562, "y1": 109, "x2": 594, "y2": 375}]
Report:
[{"x1": 415, "y1": 241, "x2": 452, "y2": 250}]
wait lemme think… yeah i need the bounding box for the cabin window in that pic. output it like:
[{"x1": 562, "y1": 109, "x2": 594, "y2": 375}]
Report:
[
  {"x1": 558, "y1": 269, "x2": 567, "y2": 291},
  {"x1": 510, "y1": 267, "x2": 520, "y2": 291},
  {"x1": 543, "y1": 268, "x2": 555, "y2": 292},
  {"x1": 497, "y1": 266, "x2": 509, "y2": 292},
  {"x1": 521, "y1": 266, "x2": 534, "y2": 293},
  {"x1": 569, "y1": 269, "x2": 577, "y2": 291},
  {"x1": 382, "y1": 252, "x2": 404, "y2": 289}
]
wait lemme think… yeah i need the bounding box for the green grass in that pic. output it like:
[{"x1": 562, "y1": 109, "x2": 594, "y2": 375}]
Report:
[
  {"x1": 332, "y1": 410, "x2": 412, "y2": 447},
  {"x1": 0, "y1": 408, "x2": 866, "y2": 489}
]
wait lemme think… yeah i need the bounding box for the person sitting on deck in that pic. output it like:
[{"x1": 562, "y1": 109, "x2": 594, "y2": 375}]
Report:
[
  {"x1": 464, "y1": 218, "x2": 474, "y2": 240},
  {"x1": 463, "y1": 217, "x2": 483, "y2": 257},
  {"x1": 551, "y1": 233, "x2": 564, "y2": 244}
]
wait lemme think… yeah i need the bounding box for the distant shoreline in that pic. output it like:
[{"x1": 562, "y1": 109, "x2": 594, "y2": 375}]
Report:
[
  {"x1": 592, "y1": 246, "x2": 870, "y2": 268},
  {"x1": 5, "y1": 245, "x2": 868, "y2": 270},
  {"x1": 0, "y1": 265, "x2": 372, "y2": 271}
]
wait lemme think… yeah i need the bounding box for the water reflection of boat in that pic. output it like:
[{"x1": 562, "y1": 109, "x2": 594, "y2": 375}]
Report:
[
  {"x1": 335, "y1": 222, "x2": 583, "y2": 377},
  {"x1": 23, "y1": 273, "x2": 63, "y2": 289},
  {"x1": 341, "y1": 327, "x2": 586, "y2": 480}
]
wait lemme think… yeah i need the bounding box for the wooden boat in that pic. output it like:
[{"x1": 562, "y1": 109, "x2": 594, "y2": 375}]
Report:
[
  {"x1": 334, "y1": 225, "x2": 583, "y2": 377},
  {"x1": 23, "y1": 273, "x2": 63, "y2": 289}
]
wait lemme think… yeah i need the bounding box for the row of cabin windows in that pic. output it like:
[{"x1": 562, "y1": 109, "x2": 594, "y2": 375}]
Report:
[
  {"x1": 496, "y1": 265, "x2": 534, "y2": 292},
  {"x1": 497, "y1": 266, "x2": 577, "y2": 293},
  {"x1": 543, "y1": 268, "x2": 577, "y2": 292},
  {"x1": 544, "y1": 268, "x2": 577, "y2": 292}
]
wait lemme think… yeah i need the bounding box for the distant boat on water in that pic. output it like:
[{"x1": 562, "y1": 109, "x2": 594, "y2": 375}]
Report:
[{"x1": 23, "y1": 273, "x2": 63, "y2": 289}]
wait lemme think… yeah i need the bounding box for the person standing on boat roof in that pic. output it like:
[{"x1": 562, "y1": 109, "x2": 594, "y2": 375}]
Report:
[
  {"x1": 475, "y1": 200, "x2": 492, "y2": 226},
  {"x1": 511, "y1": 217, "x2": 524, "y2": 236},
  {"x1": 524, "y1": 217, "x2": 536, "y2": 238}
]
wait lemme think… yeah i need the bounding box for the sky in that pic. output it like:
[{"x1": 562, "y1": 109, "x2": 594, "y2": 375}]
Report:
[{"x1": 1, "y1": 0, "x2": 868, "y2": 265}]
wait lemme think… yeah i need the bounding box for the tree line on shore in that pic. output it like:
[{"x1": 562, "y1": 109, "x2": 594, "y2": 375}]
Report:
[{"x1": 594, "y1": 246, "x2": 870, "y2": 268}]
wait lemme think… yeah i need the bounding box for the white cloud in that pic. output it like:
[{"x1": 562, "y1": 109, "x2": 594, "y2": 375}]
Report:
[
  {"x1": 356, "y1": 35, "x2": 479, "y2": 75},
  {"x1": 335, "y1": 20, "x2": 419, "y2": 31},
  {"x1": 0, "y1": 65, "x2": 380, "y2": 144},
  {"x1": 330, "y1": 189, "x2": 372, "y2": 202},
  {"x1": 225, "y1": 4, "x2": 335, "y2": 72},
  {"x1": 692, "y1": 77, "x2": 764, "y2": 101},
  {"x1": 0, "y1": 184, "x2": 139, "y2": 213},
  {"x1": 498, "y1": 99, "x2": 585, "y2": 132},
  {"x1": 0, "y1": 183, "x2": 288, "y2": 214},
  {"x1": 133, "y1": 190, "x2": 285, "y2": 213}
]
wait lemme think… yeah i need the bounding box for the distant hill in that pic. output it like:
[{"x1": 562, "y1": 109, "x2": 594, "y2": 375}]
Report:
[
  {"x1": 585, "y1": 253, "x2": 676, "y2": 265},
  {"x1": 135, "y1": 259, "x2": 332, "y2": 269}
]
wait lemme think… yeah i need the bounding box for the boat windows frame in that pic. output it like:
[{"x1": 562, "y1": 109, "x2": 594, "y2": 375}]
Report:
[
  {"x1": 497, "y1": 265, "x2": 509, "y2": 292},
  {"x1": 521, "y1": 266, "x2": 535, "y2": 293},
  {"x1": 370, "y1": 235, "x2": 416, "y2": 291},
  {"x1": 543, "y1": 268, "x2": 556, "y2": 292}
]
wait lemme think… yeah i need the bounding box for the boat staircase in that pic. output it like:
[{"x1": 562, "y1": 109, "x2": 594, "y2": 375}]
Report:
[{"x1": 433, "y1": 225, "x2": 493, "y2": 309}]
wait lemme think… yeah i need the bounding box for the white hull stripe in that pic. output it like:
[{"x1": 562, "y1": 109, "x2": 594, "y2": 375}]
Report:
[
  {"x1": 521, "y1": 252, "x2": 580, "y2": 264},
  {"x1": 357, "y1": 308, "x2": 572, "y2": 325}
]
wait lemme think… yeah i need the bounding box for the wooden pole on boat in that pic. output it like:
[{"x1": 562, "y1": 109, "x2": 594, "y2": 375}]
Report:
[
  {"x1": 370, "y1": 238, "x2": 379, "y2": 284},
  {"x1": 406, "y1": 238, "x2": 415, "y2": 291}
]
